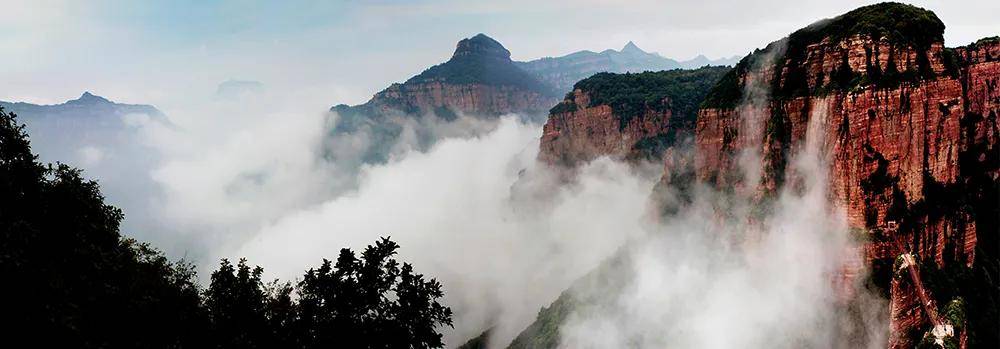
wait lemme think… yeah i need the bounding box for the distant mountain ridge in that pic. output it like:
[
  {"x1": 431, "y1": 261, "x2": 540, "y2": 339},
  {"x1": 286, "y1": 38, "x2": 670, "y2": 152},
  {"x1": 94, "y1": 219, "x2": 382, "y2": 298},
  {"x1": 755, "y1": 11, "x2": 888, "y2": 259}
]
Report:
[
  {"x1": 517, "y1": 41, "x2": 739, "y2": 92},
  {"x1": 1, "y1": 92, "x2": 164, "y2": 120},
  {"x1": 332, "y1": 35, "x2": 739, "y2": 120}
]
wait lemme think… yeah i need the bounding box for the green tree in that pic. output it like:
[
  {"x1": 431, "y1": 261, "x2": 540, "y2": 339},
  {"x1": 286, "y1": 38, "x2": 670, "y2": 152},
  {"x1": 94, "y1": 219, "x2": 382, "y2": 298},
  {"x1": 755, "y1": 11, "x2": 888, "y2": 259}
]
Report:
[
  {"x1": 0, "y1": 107, "x2": 209, "y2": 347},
  {"x1": 2, "y1": 105, "x2": 453, "y2": 348},
  {"x1": 296, "y1": 237, "x2": 454, "y2": 348},
  {"x1": 205, "y1": 258, "x2": 271, "y2": 348}
]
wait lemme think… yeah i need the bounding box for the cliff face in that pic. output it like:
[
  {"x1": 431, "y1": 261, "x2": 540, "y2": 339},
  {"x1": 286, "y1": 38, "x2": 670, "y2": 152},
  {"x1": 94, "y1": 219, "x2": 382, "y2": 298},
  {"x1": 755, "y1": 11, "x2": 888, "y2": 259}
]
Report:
[
  {"x1": 696, "y1": 39, "x2": 997, "y2": 265},
  {"x1": 538, "y1": 90, "x2": 675, "y2": 165},
  {"x1": 537, "y1": 67, "x2": 730, "y2": 166},
  {"x1": 693, "y1": 4, "x2": 998, "y2": 345},
  {"x1": 366, "y1": 81, "x2": 556, "y2": 118}
]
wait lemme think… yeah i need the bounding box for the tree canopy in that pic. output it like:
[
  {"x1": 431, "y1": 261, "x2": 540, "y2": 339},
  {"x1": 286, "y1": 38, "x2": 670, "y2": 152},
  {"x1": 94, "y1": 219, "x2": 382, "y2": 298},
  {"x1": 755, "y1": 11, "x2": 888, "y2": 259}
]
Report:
[{"x1": 0, "y1": 106, "x2": 452, "y2": 348}]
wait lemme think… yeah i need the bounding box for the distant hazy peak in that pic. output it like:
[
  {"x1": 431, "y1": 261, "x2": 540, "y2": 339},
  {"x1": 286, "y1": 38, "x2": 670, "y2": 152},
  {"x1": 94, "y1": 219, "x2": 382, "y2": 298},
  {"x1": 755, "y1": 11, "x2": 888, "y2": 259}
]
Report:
[
  {"x1": 452, "y1": 33, "x2": 511, "y2": 60},
  {"x1": 0, "y1": 92, "x2": 165, "y2": 120},
  {"x1": 216, "y1": 79, "x2": 264, "y2": 99},
  {"x1": 621, "y1": 41, "x2": 644, "y2": 54},
  {"x1": 68, "y1": 91, "x2": 111, "y2": 105}
]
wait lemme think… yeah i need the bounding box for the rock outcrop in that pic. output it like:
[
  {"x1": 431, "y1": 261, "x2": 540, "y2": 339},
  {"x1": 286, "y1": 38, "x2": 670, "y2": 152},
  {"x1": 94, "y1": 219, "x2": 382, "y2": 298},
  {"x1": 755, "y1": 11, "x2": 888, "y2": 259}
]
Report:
[
  {"x1": 693, "y1": 3, "x2": 997, "y2": 346},
  {"x1": 537, "y1": 67, "x2": 730, "y2": 166}
]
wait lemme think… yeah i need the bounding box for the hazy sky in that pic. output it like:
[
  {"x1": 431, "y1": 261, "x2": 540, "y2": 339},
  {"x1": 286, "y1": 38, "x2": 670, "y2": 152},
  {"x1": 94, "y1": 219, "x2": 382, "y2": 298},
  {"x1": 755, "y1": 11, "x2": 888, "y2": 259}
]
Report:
[{"x1": 3, "y1": 0, "x2": 998, "y2": 107}]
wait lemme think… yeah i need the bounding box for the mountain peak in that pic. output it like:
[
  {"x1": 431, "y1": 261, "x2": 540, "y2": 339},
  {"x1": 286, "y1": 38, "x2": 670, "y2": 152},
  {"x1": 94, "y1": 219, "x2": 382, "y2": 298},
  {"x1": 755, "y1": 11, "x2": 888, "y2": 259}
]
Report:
[
  {"x1": 621, "y1": 41, "x2": 643, "y2": 54},
  {"x1": 452, "y1": 33, "x2": 511, "y2": 60},
  {"x1": 70, "y1": 91, "x2": 111, "y2": 105}
]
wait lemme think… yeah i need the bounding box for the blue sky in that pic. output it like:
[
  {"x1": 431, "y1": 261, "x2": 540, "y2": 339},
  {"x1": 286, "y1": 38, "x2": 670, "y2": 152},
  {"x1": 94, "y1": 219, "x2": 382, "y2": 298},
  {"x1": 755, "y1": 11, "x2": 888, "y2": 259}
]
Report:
[{"x1": 3, "y1": 0, "x2": 998, "y2": 107}]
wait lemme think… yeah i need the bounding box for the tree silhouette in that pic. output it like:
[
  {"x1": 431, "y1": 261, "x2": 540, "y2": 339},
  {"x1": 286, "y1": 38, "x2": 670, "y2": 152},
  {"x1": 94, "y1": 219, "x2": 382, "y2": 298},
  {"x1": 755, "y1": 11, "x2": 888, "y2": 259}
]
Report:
[
  {"x1": 0, "y1": 107, "x2": 208, "y2": 347},
  {"x1": 1, "y1": 106, "x2": 453, "y2": 348},
  {"x1": 296, "y1": 237, "x2": 453, "y2": 348}
]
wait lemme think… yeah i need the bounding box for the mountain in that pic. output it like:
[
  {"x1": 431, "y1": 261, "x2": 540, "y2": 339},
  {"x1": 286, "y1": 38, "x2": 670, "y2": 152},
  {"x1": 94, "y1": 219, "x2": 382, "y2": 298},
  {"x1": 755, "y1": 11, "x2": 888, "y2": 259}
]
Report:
[
  {"x1": 329, "y1": 34, "x2": 562, "y2": 166},
  {"x1": 539, "y1": 66, "x2": 730, "y2": 166},
  {"x1": 1, "y1": 92, "x2": 164, "y2": 121},
  {"x1": 0, "y1": 92, "x2": 166, "y2": 164},
  {"x1": 333, "y1": 33, "x2": 560, "y2": 122},
  {"x1": 517, "y1": 41, "x2": 737, "y2": 93},
  {"x1": 511, "y1": 3, "x2": 999, "y2": 348},
  {"x1": 677, "y1": 53, "x2": 741, "y2": 69}
]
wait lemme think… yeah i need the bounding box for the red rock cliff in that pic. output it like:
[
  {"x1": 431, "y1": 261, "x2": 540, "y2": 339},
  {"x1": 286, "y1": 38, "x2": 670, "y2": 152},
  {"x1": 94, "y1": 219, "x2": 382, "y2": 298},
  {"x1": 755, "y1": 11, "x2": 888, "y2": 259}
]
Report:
[
  {"x1": 368, "y1": 81, "x2": 556, "y2": 117},
  {"x1": 537, "y1": 67, "x2": 730, "y2": 166},
  {"x1": 538, "y1": 90, "x2": 676, "y2": 165},
  {"x1": 693, "y1": 6, "x2": 998, "y2": 345}
]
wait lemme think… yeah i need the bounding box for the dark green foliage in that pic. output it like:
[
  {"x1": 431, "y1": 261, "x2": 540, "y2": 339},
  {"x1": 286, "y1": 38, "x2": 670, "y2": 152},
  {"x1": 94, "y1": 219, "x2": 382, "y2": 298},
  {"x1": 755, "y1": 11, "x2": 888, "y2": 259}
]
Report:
[
  {"x1": 507, "y1": 253, "x2": 632, "y2": 349},
  {"x1": 1, "y1": 106, "x2": 453, "y2": 348},
  {"x1": 569, "y1": 66, "x2": 730, "y2": 129},
  {"x1": 296, "y1": 237, "x2": 453, "y2": 348},
  {"x1": 785, "y1": 2, "x2": 943, "y2": 56},
  {"x1": 548, "y1": 92, "x2": 579, "y2": 114},
  {"x1": 703, "y1": 2, "x2": 945, "y2": 109},
  {"x1": 506, "y1": 290, "x2": 576, "y2": 349},
  {"x1": 973, "y1": 36, "x2": 999, "y2": 46},
  {"x1": 202, "y1": 241, "x2": 454, "y2": 349},
  {"x1": 763, "y1": 104, "x2": 791, "y2": 190},
  {"x1": 941, "y1": 48, "x2": 961, "y2": 79},
  {"x1": 205, "y1": 258, "x2": 298, "y2": 348},
  {"x1": 0, "y1": 106, "x2": 209, "y2": 347},
  {"x1": 456, "y1": 328, "x2": 492, "y2": 349},
  {"x1": 968, "y1": 36, "x2": 999, "y2": 51},
  {"x1": 408, "y1": 56, "x2": 555, "y2": 95},
  {"x1": 700, "y1": 63, "x2": 745, "y2": 109}
]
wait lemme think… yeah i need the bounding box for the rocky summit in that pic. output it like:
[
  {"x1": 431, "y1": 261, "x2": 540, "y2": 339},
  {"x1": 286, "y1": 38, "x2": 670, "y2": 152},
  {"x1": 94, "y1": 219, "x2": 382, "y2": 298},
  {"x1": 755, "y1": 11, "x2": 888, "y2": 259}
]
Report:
[{"x1": 333, "y1": 34, "x2": 559, "y2": 121}]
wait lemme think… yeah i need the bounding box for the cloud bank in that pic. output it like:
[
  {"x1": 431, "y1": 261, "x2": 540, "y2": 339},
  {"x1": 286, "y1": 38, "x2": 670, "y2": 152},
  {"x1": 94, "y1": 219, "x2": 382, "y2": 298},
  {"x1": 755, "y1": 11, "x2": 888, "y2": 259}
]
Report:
[{"x1": 234, "y1": 117, "x2": 660, "y2": 346}]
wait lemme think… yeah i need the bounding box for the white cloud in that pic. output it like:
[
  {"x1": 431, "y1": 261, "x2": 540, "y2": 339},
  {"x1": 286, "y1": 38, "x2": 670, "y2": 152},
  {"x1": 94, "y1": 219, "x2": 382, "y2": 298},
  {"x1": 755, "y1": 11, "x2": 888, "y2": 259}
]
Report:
[
  {"x1": 234, "y1": 117, "x2": 659, "y2": 346},
  {"x1": 76, "y1": 146, "x2": 105, "y2": 166}
]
